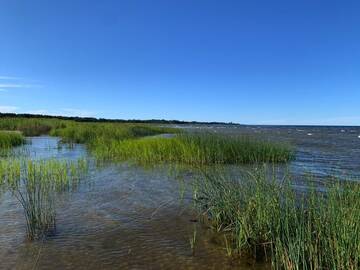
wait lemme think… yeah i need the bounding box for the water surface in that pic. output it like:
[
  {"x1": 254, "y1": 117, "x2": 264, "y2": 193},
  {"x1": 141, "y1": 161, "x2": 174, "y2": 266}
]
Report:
[
  {"x1": 0, "y1": 136, "x2": 265, "y2": 270},
  {"x1": 1, "y1": 125, "x2": 359, "y2": 269}
]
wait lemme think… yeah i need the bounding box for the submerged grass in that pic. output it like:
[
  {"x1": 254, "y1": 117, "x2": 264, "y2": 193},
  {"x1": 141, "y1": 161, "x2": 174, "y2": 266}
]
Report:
[
  {"x1": 93, "y1": 133, "x2": 294, "y2": 165},
  {"x1": 0, "y1": 158, "x2": 88, "y2": 240},
  {"x1": 193, "y1": 166, "x2": 360, "y2": 269}
]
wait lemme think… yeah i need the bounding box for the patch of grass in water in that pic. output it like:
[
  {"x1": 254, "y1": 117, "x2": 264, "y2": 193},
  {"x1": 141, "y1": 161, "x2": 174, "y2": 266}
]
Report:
[
  {"x1": 0, "y1": 117, "x2": 178, "y2": 140},
  {"x1": 0, "y1": 118, "x2": 64, "y2": 136},
  {"x1": 0, "y1": 158, "x2": 88, "y2": 240},
  {"x1": 93, "y1": 133, "x2": 294, "y2": 165},
  {"x1": 0, "y1": 131, "x2": 25, "y2": 149},
  {"x1": 50, "y1": 122, "x2": 179, "y2": 144},
  {"x1": 193, "y1": 166, "x2": 360, "y2": 269}
]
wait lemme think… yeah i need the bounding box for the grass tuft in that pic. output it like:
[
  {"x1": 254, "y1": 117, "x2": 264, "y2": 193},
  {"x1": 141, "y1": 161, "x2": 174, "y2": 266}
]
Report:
[
  {"x1": 0, "y1": 131, "x2": 25, "y2": 149},
  {"x1": 0, "y1": 158, "x2": 88, "y2": 240},
  {"x1": 193, "y1": 166, "x2": 360, "y2": 269},
  {"x1": 93, "y1": 133, "x2": 294, "y2": 165}
]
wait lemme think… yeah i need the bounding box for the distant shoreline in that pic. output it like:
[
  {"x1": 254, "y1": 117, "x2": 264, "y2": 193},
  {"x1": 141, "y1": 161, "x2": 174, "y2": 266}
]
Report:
[
  {"x1": 0, "y1": 112, "x2": 240, "y2": 126},
  {"x1": 1, "y1": 113, "x2": 359, "y2": 127}
]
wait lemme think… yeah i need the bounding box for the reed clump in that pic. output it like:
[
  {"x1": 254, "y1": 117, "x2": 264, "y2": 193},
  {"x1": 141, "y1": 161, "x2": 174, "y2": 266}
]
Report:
[
  {"x1": 193, "y1": 167, "x2": 360, "y2": 269},
  {"x1": 93, "y1": 133, "x2": 293, "y2": 165},
  {"x1": 0, "y1": 131, "x2": 25, "y2": 149},
  {"x1": 0, "y1": 158, "x2": 88, "y2": 240},
  {"x1": 0, "y1": 117, "x2": 65, "y2": 136},
  {"x1": 0, "y1": 117, "x2": 178, "y2": 140},
  {"x1": 51, "y1": 122, "x2": 179, "y2": 144}
]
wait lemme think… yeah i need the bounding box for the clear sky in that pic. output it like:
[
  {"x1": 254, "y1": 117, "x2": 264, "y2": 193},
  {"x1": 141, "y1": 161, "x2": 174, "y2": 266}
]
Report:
[{"x1": 0, "y1": 0, "x2": 359, "y2": 125}]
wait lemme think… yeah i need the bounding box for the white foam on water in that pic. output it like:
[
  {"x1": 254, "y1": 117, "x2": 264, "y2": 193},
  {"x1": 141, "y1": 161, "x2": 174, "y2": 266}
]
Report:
[{"x1": 307, "y1": 133, "x2": 313, "y2": 136}]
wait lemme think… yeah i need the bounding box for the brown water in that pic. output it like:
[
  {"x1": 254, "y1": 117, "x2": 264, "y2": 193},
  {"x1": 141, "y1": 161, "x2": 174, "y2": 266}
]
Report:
[{"x1": 0, "y1": 136, "x2": 267, "y2": 270}]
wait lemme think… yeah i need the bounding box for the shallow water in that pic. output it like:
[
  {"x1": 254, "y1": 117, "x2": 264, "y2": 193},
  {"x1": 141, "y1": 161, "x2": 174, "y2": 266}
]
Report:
[
  {"x1": 0, "y1": 136, "x2": 266, "y2": 270},
  {"x1": 1, "y1": 125, "x2": 359, "y2": 269},
  {"x1": 185, "y1": 125, "x2": 360, "y2": 180}
]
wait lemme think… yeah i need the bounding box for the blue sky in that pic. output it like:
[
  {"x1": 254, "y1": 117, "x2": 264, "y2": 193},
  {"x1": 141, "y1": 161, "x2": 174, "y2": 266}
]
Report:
[{"x1": 0, "y1": 0, "x2": 359, "y2": 125}]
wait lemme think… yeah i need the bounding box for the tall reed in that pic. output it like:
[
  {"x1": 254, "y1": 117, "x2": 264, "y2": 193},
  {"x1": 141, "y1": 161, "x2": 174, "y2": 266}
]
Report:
[
  {"x1": 0, "y1": 131, "x2": 25, "y2": 148},
  {"x1": 193, "y1": 166, "x2": 360, "y2": 269},
  {"x1": 0, "y1": 158, "x2": 88, "y2": 240},
  {"x1": 93, "y1": 133, "x2": 293, "y2": 165},
  {"x1": 51, "y1": 122, "x2": 179, "y2": 144},
  {"x1": 0, "y1": 117, "x2": 65, "y2": 136}
]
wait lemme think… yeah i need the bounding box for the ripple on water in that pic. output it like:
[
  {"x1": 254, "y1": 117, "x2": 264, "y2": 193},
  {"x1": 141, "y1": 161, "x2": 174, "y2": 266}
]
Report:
[
  {"x1": 0, "y1": 137, "x2": 267, "y2": 270},
  {"x1": 2, "y1": 127, "x2": 359, "y2": 269}
]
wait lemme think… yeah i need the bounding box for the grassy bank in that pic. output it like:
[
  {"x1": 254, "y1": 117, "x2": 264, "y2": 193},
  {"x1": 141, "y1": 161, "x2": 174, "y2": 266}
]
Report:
[
  {"x1": 193, "y1": 167, "x2": 360, "y2": 269},
  {"x1": 0, "y1": 131, "x2": 25, "y2": 148},
  {"x1": 93, "y1": 133, "x2": 294, "y2": 165}
]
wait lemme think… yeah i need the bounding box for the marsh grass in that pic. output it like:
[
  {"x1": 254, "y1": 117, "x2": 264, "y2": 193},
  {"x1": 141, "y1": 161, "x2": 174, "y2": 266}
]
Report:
[
  {"x1": 93, "y1": 133, "x2": 293, "y2": 165},
  {"x1": 0, "y1": 131, "x2": 25, "y2": 149},
  {"x1": 0, "y1": 158, "x2": 88, "y2": 240},
  {"x1": 0, "y1": 118, "x2": 65, "y2": 136},
  {"x1": 193, "y1": 166, "x2": 360, "y2": 269},
  {"x1": 189, "y1": 224, "x2": 197, "y2": 256},
  {"x1": 0, "y1": 117, "x2": 178, "y2": 141},
  {"x1": 50, "y1": 122, "x2": 179, "y2": 144}
]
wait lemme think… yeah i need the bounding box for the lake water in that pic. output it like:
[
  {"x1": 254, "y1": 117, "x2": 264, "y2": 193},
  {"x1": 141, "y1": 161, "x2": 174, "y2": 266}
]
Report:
[
  {"x1": 0, "y1": 126, "x2": 359, "y2": 269},
  {"x1": 184, "y1": 125, "x2": 360, "y2": 180}
]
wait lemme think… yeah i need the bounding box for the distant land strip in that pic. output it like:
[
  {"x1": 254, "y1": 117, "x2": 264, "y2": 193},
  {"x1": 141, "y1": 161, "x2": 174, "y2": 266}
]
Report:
[{"x1": 0, "y1": 113, "x2": 240, "y2": 126}]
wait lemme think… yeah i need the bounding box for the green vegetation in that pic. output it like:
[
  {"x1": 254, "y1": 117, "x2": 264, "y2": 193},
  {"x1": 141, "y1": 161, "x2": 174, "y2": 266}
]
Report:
[
  {"x1": 0, "y1": 131, "x2": 25, "y2": 148},
  {"x1": 0, "y1": 117, "x2": 292, "y2": 166},
  {"x1": 93, "y1": 133, "x2": 293, "y2": 165},
  {"x1": 0, "y1": 116, "x2": 178, "y2": 143},
  {"x1": 50, "y1": 121, "x2": 178, "y2": 144},
  {"x1": 0, "y1": 116, "x2": 358, "y2": 269},
  {"x1": 0, "y1": 117, "x2": 65, "y2": 136},
  {"x1": 189, "y1": 224, "x2": 198, "y2": 256},
  {"x1": 193, "y1": 166, "x2": 360, "y2": 269},
  {"x1": 0, "y1": 158, "x2": 88, "y2": 240}
]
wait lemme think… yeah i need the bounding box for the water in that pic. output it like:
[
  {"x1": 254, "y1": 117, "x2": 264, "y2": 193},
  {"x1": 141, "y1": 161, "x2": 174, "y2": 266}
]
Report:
[
  {"x1": 1, "y1": 126, "x2": 359, "y2": 269},
  {"x1": 185, "y1": 125, "x2": 360, "y2": 180},
  {"x1": 0, "y1": 136, "x2": 265, "y2": 270}
]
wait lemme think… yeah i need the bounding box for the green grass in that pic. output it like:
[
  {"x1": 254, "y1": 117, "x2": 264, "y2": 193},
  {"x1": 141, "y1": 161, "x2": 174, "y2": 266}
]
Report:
[
  {"x1": 50, "y1": 121, "x2": 179, "y2": 144},
  {"x1": 0, "y1": 117, "x2": 178, "y2": 140},
  {"x1": 0, "y1": 131, "x2": 25, "y2": 148},
  {"x1": 0, "y1": 118, "x2": 292, "y2": 166},
  {"x1": 193, "y1": 166, "x2": 360, "y2": 269},
  {"x1": 92, "y1": 133, "x2": 294, "y2": 165},
  {"x1": 0, "y1": 117, "x2": 65, "y2": 136},
  {"x1": 0, "y1": 158, "x2": 88, "y2": 240}
]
